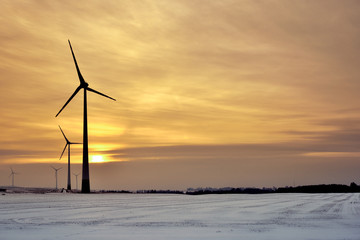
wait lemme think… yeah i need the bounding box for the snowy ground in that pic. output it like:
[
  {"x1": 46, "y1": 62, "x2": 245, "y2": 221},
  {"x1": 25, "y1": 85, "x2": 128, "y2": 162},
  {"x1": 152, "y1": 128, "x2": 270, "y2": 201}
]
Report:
[{"x1": 0, "y1": 193, "x2": 359, "y2": 240}]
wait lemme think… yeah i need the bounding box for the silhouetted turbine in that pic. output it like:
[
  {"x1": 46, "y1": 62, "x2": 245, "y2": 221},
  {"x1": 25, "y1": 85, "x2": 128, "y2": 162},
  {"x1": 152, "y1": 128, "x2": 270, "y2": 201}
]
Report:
[
  {"x1": 9, "y1": 168, "x2": 18, "y2": 187},
  {"x1": 59, "y1": 125, "x2": 81, "y2": 191},
  {"x1": 51, "y1": 166, "x2": 62, "y2": 190},
  {"x1": 56, "y1": 40, "x2": 116, "y2": 193},
  {"x1": 73, "y1": 172, "x2": 80, "y2": 190}
]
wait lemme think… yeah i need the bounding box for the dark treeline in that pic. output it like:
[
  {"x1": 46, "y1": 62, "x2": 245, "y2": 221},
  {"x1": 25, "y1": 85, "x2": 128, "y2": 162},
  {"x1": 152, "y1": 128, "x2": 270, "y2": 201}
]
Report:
[
  {"x1": 277, "y1": 182, "x2": 360, "y2": 194},
  {"x1": 186, "y1": 187, "x2": 274, "y2": 195},
  {"x1": 185, "y1": 182, "x2": 360, "y2": 195},
  {"x1": 98, "y1": 190, "x2": 132, "y2": 194},
  {"x1": 136, "y1": 189, "x2": 184, "y2": 194}
]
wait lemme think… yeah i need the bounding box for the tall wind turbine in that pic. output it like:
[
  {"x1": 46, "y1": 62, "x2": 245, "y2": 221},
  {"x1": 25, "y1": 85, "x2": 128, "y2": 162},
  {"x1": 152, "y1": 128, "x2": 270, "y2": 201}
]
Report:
[
  {"x1": 73, "y1": 172, "x2": 80, "y2": 190},
  {"x1": 59, "y1": 125, "x2": 81, "y2": 191},
  {"x1": 9, "y1": 168, "x2": 18, "y2": 187},
  {"x1": 51, "y1": 166, "x2": 62, "y2": 190},
  {"x1": 56, "y1": 40, "x2": 116, "y2": 193}
]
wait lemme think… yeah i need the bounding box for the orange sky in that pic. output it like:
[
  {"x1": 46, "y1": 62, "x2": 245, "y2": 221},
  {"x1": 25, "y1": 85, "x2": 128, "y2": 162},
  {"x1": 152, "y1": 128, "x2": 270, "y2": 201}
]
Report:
[{"x1": 1, "y1": 0, "x2": 360, "y2": 190}]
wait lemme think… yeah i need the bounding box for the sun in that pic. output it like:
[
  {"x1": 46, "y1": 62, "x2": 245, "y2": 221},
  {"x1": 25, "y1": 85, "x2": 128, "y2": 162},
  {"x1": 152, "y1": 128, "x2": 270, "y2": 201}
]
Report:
[{"x1": 91, "y1": 155, "x2": 105, "y2": 163}]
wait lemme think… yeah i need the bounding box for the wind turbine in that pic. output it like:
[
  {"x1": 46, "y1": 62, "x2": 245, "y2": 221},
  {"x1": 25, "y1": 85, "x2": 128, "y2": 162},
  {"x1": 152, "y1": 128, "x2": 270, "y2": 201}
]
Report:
[
  {"x1": 51, "y1": 166, "x2": 62, "y2": 190},
  {"x1": 59, "y1": 125, "x2": 81, "y2": 191},
  {"x1": 56, "y1": 40, "x2": 116, "y2": 193},
  {"x1": 9, "y1": 168, "x2": 18, "y2": 187},
  {"x1": 73, "y1": 172, "x2": 80, "y2": 190}
]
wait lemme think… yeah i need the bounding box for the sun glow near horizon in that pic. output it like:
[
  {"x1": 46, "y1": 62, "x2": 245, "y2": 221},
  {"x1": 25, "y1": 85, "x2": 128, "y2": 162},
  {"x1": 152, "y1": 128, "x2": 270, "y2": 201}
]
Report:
[
  {"x1": 90, "y1": 155, "x2": 106, "y2": 163},
  {"x1": 89, "y1": 154, "x2": 123, "y2": 163}
]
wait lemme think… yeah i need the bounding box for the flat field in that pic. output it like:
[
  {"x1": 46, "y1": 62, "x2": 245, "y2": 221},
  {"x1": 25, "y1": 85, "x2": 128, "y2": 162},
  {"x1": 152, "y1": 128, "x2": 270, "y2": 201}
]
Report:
[{"x1": 0, "y1": 193, "x2": 359, "y2": 240}]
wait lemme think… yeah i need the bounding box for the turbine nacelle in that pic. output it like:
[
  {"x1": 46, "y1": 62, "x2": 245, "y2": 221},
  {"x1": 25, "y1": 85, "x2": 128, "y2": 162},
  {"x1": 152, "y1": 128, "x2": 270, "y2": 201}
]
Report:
[
  {"x1": 51, "y1": 166, "x2": 62, "y2": 172},
  {"x1": 58, "y1": 125, "x2": 81, "y2": 160},
  {"x1": 9, "y1": 168, "x2": 18, "y2": 177},
  {"x1": 81, "y1": 81, "x2": 89, "y2": 89}
]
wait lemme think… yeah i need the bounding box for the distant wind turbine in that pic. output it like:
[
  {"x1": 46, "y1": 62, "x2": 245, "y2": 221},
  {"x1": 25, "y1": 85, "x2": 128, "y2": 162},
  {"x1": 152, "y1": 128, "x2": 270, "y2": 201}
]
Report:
[
  {"x1": 73, "y1": 172, "x2": 80, "y2": 190},
  {"x1": 51, "y1": 166, "x2": 62, "y2": 190},
  {"x1": 55, "y1": 40, "x2": 116, "y2": 193},
  {"x1": 59, "y1": 125, "x2": 81, "y2": 191},
  {"x1": 9, "y1": 168, "x2": 19, "y2": 187}
]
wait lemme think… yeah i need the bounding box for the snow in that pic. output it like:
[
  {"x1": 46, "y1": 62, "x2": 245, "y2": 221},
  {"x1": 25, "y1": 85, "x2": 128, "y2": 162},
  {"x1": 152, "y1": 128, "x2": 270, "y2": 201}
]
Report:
[{"x1": 0, "y1": 193, "x2": 359, "y2": 240}]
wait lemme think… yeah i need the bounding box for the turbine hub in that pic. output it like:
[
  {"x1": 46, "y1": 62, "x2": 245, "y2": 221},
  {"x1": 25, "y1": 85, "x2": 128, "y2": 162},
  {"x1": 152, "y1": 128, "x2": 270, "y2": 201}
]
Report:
[{"x1": 81, "y1": 82, "x2": 89, "y2": 88}]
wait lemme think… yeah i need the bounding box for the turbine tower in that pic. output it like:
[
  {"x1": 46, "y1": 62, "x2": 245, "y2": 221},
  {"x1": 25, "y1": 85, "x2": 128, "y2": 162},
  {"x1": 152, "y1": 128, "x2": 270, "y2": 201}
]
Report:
[
  {"x1": 9, "y1": 168, "x2": 18, "y2": 187},
  {"x1": 56, "y1": 40, "x2": 116, "y2": 193},
  {"x1": 59, "y1": 125, "x2": 81, "y2": 191},
  {"x1": 51, "y1": 166, "x2": 62, "y2": 190},
  {"x1": 73, "y1": 172, "x2": 80, "y2": 190}
]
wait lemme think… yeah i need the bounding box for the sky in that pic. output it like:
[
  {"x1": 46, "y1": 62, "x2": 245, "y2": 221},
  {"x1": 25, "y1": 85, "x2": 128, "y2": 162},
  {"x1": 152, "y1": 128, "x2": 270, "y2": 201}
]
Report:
[{"x1": 0, "y1": 0, "x2": 360, "y2": 190}]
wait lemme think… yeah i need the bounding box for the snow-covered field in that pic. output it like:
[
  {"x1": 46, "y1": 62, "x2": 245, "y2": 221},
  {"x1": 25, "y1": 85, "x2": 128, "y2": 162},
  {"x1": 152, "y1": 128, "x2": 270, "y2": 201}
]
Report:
[{"x1": 0, "y1": 193, "x2": 359, "y2": 240}]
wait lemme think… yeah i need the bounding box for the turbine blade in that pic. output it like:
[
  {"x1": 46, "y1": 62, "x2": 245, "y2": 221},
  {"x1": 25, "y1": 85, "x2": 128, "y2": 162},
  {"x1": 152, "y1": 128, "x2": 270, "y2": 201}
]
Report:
[
  {"x1": 68, "y1": 40, "x2": 86, "y2": 84},
  {"x1": 59, "y1": 143, "x2": 68, "y2": 160},
  {"x1": 55, "y1": 86, "x2": 82, "y2": 117},
  {"x1": 58, "y1": 125, "x2": 69, "y2": 142},
  {"x1": 51, "y1": 166, "x2": 55, "y2": 170},
  {"x1": 87, "y1": 87, "x2": 116, "y2": 101},
  {"x1": 70, "y1": 142, "x2": 82, "y2": 144}
]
